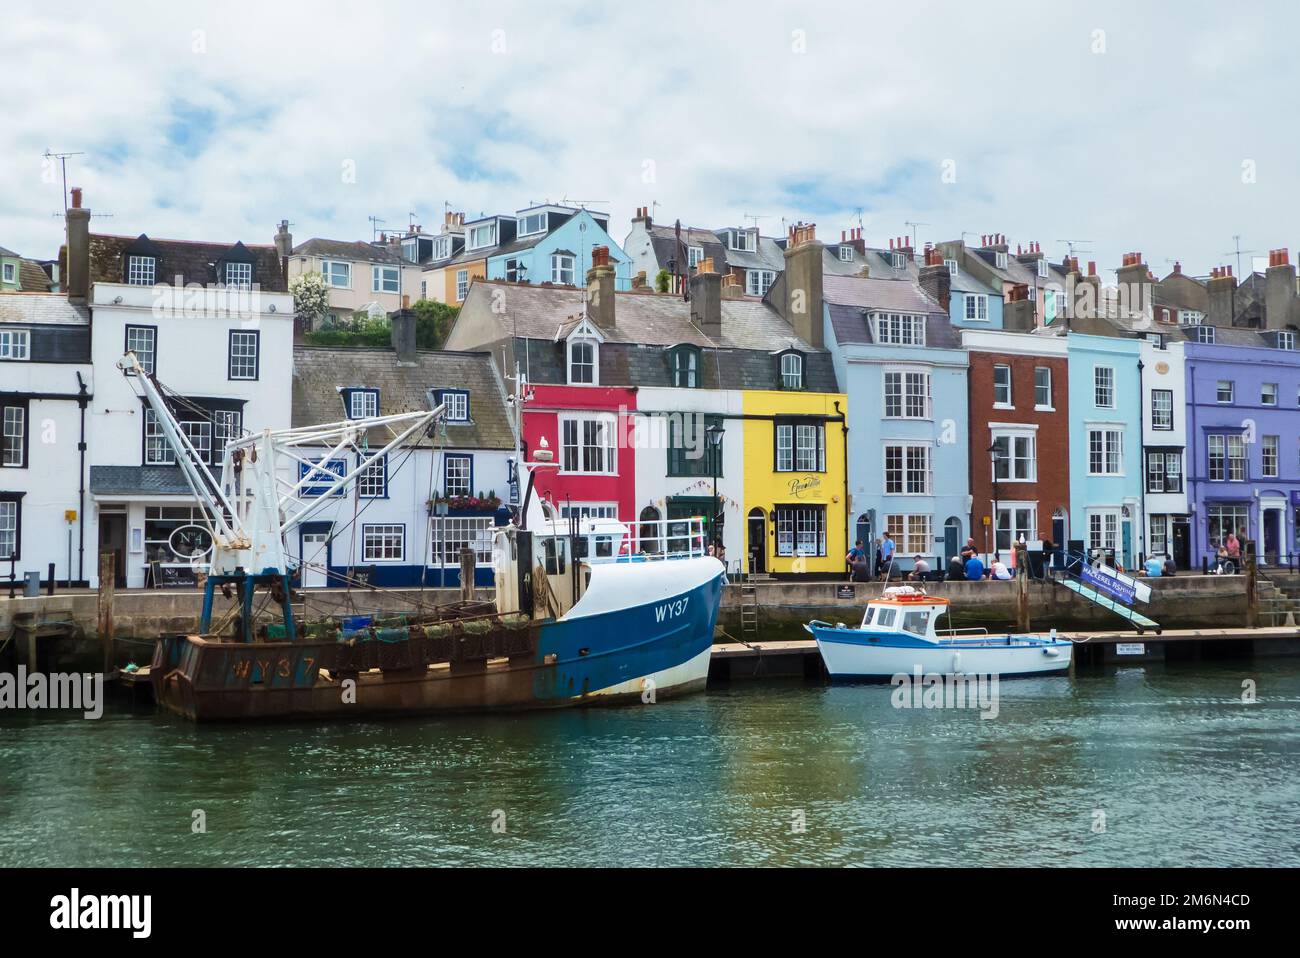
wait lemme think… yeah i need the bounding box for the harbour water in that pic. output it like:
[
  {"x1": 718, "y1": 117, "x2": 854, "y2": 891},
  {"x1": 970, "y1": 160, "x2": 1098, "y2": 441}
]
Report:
[{"x1": 2, "y1": 659, "x2": 1298, "y2": 867}]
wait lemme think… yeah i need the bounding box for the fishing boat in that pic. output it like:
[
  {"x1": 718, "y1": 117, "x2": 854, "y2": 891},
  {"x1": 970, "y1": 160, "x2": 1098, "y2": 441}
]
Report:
[
  {"x1": 804, "y1": 586, "x2": 1072, "y2": 679},
  {"x1": 121, "y1": 352, "x2": 725, "y2": 721}
]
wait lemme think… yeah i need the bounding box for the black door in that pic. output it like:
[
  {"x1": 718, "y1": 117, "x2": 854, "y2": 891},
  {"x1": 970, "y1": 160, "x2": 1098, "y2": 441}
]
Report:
[
  {"x1": 747, "y1": 511, "x2": 766, "y2": 574},
  {"x1": 98, "y1": 515, "x2": 127, "y2": 587},
  {"x1": 1172, "y1": 518, "x2": 1191, "y2": 570}
]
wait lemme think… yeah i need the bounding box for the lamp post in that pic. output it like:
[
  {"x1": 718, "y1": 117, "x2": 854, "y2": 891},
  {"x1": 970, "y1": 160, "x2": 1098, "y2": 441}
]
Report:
[
  {"x1": 706, "y1": 422, "x2": 724, "y2": 557},
  {"x1": 988, "y1": 442, "x2": 1001, "y2": 560}
]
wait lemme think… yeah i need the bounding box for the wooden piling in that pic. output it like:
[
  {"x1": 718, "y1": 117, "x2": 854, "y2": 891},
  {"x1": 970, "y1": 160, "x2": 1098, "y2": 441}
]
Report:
[
  {"x1": 97, "y1": 551, "x2": 115, "y2": 672},
  {"x1": 459, "y1": 547, "x2": 475, "y2": 603},
  {"x1": 1015, "y1": 540, "x2": 1030, "y2": 632},
  {"x1": 1245, "y1": 541, "x2": 1259, "y2": 629}
]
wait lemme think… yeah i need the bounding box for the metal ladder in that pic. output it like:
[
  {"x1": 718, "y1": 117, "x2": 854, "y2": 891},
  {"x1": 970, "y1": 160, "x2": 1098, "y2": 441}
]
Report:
[{"x1": 739, "y1": 570, "x2": 761, "y2": 642}]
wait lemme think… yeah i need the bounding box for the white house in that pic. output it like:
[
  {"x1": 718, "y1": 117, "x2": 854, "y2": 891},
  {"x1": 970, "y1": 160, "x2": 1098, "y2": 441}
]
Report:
[
  {"x1": 0, "y1": 292, "x2": 93, "y2": 587},
  {"x1": 66, "y1": 193, "x2": 295, "y2": 587},
  {"x1": 286, "y1": 326, "x2": 515, "y2": 590},
  {"x1": 632, "y1": 386, "x2": 745, "y2": 570},
  {"x1": 1140, "y1": 337, "x2": 1189, "y2": 566}
]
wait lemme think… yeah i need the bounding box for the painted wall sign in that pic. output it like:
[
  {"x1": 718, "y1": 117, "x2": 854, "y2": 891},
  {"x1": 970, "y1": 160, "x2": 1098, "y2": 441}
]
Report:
[
  {"x1": 1115, "y1": 643, "x2": 1146, "y2": 655},
  {"x1": 788, "y1": 475, "x2": 822, "y2": 499}
]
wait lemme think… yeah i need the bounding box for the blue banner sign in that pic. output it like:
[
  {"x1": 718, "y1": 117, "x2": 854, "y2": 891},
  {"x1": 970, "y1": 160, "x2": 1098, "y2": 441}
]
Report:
[{"x1": 1081, "y1": 563, "x2": 1137, "y2": 606}]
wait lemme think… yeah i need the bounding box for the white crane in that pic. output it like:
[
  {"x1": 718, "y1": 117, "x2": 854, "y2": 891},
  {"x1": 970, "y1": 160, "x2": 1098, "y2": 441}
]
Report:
[{"x1": 119, "y1": 351, "x2": 445, "y2": 640}]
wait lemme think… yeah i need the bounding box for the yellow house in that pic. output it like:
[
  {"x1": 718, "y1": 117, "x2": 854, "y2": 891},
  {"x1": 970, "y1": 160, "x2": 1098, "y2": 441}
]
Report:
[{"x1": 741, "y1": 389, "x2": 848, "y2": 576}]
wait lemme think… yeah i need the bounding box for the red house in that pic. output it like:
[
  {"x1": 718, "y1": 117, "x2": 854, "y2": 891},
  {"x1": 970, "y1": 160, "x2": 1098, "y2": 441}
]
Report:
[{"x1": 523, "y1": 383, "x2": 637, "y2": 522}]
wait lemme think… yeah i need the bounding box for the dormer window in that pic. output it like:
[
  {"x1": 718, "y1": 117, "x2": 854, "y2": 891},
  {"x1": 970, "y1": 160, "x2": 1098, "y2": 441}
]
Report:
[
  {"x1": 438, "y1": 389, "x2": 470, "y2": 422},
  {"x1": 1194, "y1": 326, "x2": 1216, "y2": 345},
  {"x1": 568, "y1": 339, "x2": 597, "y2": 385},
  {"x1": 432, "y1": 236, "x2": 451, "y2": 260},
  {"x1": 225, "y1": 262, "x2": 252, "y2": 289},
  {"x1": 872, "y1": 312, "x2": 926, "y2": 346},
  {"x1": 345, "y1": 388, "x2": 379, "y2": 419},
  {"x1": 891, "y1": 252, "x2": 906, "y2": 269},
  {"x1": 1278, "y1": 330, "x2": 1297, "y2": 350},
  {"x1": 519, "y1": 211, "x2": 548, "y2": 236},
  {"x1": 995, "y1": 251, "x2": 1008, "y2": 269},
  {"x1": 127, "y1": 255, "x2": 156, "y2": 285},
  {"x1": 945, "y1": 258, "x2": 958, "y2": 277},
  {"x1": 669, "y1": 345, "x2": 700, "y2": 388},
  {"x1": 1036, "y1": 259, "x2": 1048, "y2": 278},
  {"x1": 467, "y1": 222, "x2": 497, "y2": 251},
  {"x1": 1180, "y1": 310, "x2": 1204, "y2": 326},
  {"x1": 688, "y1": 246, "x2": 704, "y2": 268},
  {"x1": 779, "y1": 351, "x2": 804, "y2": 390},
  {"x1": 728, "y1": 230, "x2": 755, "y2": 252},
  {"x1": 838, "y1": 246, "x2": 854, "y2": 263},
  {"x1": 551, "y1": 253, "x2": 575, "y2": 285}
]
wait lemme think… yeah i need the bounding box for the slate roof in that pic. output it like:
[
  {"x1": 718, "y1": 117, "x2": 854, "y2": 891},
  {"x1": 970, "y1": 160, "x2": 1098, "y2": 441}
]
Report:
[
  {"x1": 716, "y1": 233, "x2": 786, "y2": 273},
  {"x1": 0, "y1": 293, "x2": 89, "y2": 326},
  {"x1": 823, "y1": 275, "x2": 960, "y2": 348},
  {"x1": 67, "y1": 233, "x2": 288, "y2": 292},
  {"x1": 89, "y1": 466, "x2": 194, "y2": 496},
  {"x1": 647, "y1": 224, "x2": 729, "y2": 276},
  {"x1": 293, "y1": 238, "x2": 413, "y2": 266},
  {"x1": 460, "y1": 280, "x2": 821, "y2": 352},
  {"x1": 18, "y1": 259, "x2": 52, "y2": 291},
  {"x1": 292, "y1": 346, "x2": 514, "y2": 449}
]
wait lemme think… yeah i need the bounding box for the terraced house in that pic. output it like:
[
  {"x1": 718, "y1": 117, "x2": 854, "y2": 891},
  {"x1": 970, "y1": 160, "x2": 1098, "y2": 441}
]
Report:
[
  {"x1": 283, "y1": 225, "x2": 421, "y2": 325},
  {"x1": 445, "y1": 241, "x2": 846, "y2": 577},
  {"x1": 63, "y1": 191, "x2": 296, "y2": 588},
  {"x1": 426, "y1": 203, "x2": 629, "y2": 306},
  {"x1": 288, "y1": 324, "x2": 514, "y2": 589},
  {"x1": 819, "y1": 244, "x2": 971, "y2": 573}
]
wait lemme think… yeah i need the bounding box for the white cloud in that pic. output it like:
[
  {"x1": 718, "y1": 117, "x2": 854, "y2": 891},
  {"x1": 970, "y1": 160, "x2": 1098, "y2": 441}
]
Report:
[{"x1": 1, "y1": 0, "x2": 1297, "y2": 280}]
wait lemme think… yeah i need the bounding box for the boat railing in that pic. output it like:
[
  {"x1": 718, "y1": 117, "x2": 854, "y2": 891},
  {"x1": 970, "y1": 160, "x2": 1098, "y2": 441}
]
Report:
[{"x1": 627, "y1": 516, "x2": 711, "y2": 561}]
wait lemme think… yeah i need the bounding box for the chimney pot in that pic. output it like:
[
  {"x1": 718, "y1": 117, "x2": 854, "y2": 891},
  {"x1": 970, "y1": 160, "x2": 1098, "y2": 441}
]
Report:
[
  {"x1": 1088, "y1": 261, "x2": 1096, "y2": 276},
  {"x1": 71, "y1": 187, "x2": 83, "y2": 209}
]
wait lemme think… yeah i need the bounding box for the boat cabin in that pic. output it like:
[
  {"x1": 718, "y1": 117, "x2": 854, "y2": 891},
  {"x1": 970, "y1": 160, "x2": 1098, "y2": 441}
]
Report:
[{"x1": 860, "y1": 587, "x2": 950, "y2": 640}]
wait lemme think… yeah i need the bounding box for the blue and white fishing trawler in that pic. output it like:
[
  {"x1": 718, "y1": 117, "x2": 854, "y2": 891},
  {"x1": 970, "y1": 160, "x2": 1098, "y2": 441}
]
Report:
[
  {"x1": 805, "y1": 586, "x2": 1072, "y2": 679},
  {"x1": 124, "y1": 351, "x2": 726, "y2": 721}
]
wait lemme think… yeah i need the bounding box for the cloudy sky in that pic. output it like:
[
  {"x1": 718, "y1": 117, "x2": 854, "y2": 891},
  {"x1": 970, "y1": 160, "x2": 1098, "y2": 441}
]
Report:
[{"x1": 2, "y1": 0, "x2": 1298, "y2": 279}]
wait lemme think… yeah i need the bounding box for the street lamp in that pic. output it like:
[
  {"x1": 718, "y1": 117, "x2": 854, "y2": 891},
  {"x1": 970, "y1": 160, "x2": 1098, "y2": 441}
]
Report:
[
  {"x1": 988, "y1": 442, "x2": 1001, "y2": 559},
  {"x1": 706, "y1": 422, "x2": 725, "y2": 557}
]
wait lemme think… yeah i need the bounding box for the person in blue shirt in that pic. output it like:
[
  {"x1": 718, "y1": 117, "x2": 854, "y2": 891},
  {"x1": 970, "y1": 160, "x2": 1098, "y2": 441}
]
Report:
[
  {"x1": 1144, "y1": 555, "x2": 1164, "y2": 577},
  {"x1": 879, "y1": 531, "x2": 896, "y2": 581},
  {"x1": 964, "y1": 554, "x2": 986, "y2": 580}
]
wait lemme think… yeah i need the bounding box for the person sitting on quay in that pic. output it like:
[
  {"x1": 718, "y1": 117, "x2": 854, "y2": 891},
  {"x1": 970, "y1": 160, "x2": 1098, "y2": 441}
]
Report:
[
  {"x1": 1143, "y1": 553, "x2": 1164, "y2": 577},
  {"x1": 964, "y1": 553, "x2": 986, "y2": 581},
  {"x1": 989, "y1": 554, "x2": 1012, "y2": 580},
  {"x1": 907, "y1": 554, "x2": 931, "y2": 582},
  {"x1": 846, "y1": 539, "x2": 870, "y2": 583},
  {"x1": 947, "y1": 555, "x2": 966, "y2": 581}
]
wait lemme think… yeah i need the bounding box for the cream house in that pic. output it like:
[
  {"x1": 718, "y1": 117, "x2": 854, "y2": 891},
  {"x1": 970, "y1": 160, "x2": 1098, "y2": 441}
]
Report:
[{"x1": 285, "y1": 235, "x2": 422, "y2": 322}]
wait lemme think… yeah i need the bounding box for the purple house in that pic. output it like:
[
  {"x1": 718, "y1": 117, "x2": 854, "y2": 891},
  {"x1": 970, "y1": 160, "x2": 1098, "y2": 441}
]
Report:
[{"x1": 1185, "y1": 331, "x2": 1300, "y2": 566}]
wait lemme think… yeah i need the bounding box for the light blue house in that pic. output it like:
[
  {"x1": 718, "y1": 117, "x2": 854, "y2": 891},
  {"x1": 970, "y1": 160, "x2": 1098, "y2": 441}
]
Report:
[
  {"x1": 1066, "y1": 331, "x2": 1144, "y2": 566},
  {"x1": 947, "y1": 264, "x2": 1005, "y2": 330},
  {"x1": 822, "y1": 275, "x2": 971, "y2": 571},
  {"x1": 486, "y1": 205, "x2": 632, "y2": 291}
]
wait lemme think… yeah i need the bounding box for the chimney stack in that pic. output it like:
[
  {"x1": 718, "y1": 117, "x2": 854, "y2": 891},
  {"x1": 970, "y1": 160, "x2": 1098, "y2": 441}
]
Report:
[
  {"x1": 390, "y1": 306, "x2": 418, "y2": 365},
  {"x1": 779, "y1": 223, "x2": 823, "y2": 348},
  {"x1": 1003, "y1": 283, "x2": 1036, "y2": 331},
  {"x1": 918, "y1": 247, "x2": 950, "y2": 312},
  {"x1": 274, "y1": 219, "x2": 293, "y2": 258},
  {"x1": 1265, "y1": 247, "x2": 1296, "y2": 329},
  {"x1": 1116, "y1": 251, "x2": 1151, "y2": 319},
  {"x1": 689, "y1": 256, "x2": 722, "y2": 339},
  {"x1": 66, "y1": 187, "x2": 91, "y2": 302},
  {"x1": 1207, "y1": 266, "x2": 1236, "y2": 327},
  {"x1": 587, "y1": 245, "x2": 616, "y2": 329},
  {"x1": 632, "y1": 206, "x2": 653, "y2": 229}
]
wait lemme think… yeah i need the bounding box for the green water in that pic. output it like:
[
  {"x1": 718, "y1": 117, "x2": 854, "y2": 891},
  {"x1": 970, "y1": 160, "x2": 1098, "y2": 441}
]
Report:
[{"x1": 2, "y1": 661, "x2": 1298, "y2": 867}]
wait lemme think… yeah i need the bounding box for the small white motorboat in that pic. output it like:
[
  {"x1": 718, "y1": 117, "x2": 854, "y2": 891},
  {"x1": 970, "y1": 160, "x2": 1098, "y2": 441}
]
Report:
[{"x1": 804, "y1": 586, "x2": 1072, "y2": 679}]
